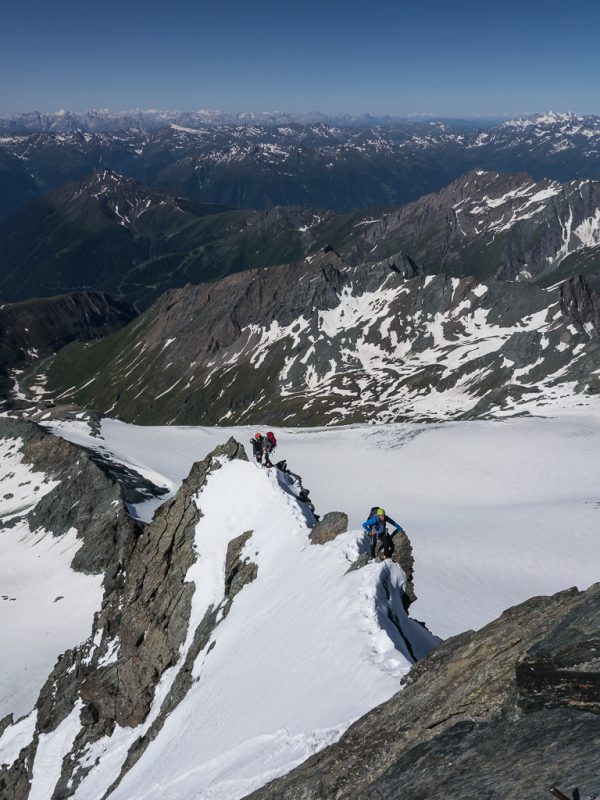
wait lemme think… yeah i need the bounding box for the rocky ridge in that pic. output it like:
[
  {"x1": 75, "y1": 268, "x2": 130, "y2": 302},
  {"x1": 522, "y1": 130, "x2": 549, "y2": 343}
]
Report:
[
  {"x1": 246, "y1": 583, "x2": 600, "y2": 800},
  {"x1": 2, "y1": 169, "x2": 600, "y2": 309},
  {"x1": 0, "y1": 426, "x2": 253, "y2": 798},
  {"x1": 41, "y1": 249, "x2": 600, "y2": 425},
  {"x1": 1, "y1": 418, "x2": 429, "y2": 799}
]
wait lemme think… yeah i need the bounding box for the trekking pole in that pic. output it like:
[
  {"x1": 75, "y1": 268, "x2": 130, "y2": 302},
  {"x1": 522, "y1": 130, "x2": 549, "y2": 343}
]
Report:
[{"x1": 549, "y1": 787, "x2": 570, "y2": 800}]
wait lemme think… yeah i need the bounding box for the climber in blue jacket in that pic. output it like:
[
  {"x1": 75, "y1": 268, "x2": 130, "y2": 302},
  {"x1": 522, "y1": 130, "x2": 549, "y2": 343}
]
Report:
[{"x1": 362, "y1": 507, "x2": 404, "y2": 560}]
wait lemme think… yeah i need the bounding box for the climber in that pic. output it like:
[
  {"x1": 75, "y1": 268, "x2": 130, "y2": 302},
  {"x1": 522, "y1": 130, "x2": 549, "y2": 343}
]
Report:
[
  {"x1": 262, "y1": 431, "x2": 277, "y2": 468},
  {"x1": 250, "y1": 433, "x2": 264, "y2": 464},
  {"x1": 362, "y1": 507, "x2": 404, "y2": 560}
]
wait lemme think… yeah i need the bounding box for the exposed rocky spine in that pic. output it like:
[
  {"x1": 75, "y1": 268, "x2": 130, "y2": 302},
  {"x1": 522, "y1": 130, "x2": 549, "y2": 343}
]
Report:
[{"x1": 245, "y1": 584, "x2": 600, "y2": 800}]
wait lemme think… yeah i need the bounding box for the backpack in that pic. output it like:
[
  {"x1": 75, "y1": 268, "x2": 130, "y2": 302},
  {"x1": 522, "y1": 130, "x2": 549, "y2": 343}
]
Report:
[{"x1": 266, "y1": 431, "x2": 277, "y2": 447}]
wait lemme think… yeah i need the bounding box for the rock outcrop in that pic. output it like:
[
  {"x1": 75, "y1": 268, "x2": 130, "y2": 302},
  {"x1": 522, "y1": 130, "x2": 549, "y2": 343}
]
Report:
[
  {"x1": 245, "y1": 584, "x2": 600, "y2": 800},
  {"x1": 0, "y1": 417, "x2": 140, "y2": 800},
  {"x1": 309, "y1": 512, "x2": 348, "y2": 544},
  {"x1": 0, "y1": 427, "x2": 252, "y2": 799}
]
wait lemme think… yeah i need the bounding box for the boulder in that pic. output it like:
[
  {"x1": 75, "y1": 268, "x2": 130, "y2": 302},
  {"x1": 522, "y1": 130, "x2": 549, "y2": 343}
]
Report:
[{"x1": 309, "y1": 512, "x2": 348, "y2": 544}]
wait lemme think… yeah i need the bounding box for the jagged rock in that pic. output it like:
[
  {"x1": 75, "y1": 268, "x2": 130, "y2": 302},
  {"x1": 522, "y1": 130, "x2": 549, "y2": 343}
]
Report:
[
  {"x1": 0, "y1": 418, "x2": 140, "y2": 799},
  {"x1": 244, "y1": 584, "x2": 600, "y2": 800},
  {"x1": 0, "y1": 417, "x2": 138, "y2": 576},
  {"x1": 391, "y1": 531, "x2": 416, "y2": 604},
  {"x1": 0, "y1": 430, "x2": 252, "y2": 799},
  {"x1": 309, "y1": 512, "x2": 348, "y2": 544},
  {"x1": 224, "y1": 531, "x2": 259, "y2": 604},
  {"x1": 346, "y1": 552, "x2": 370, "y2": 573}
]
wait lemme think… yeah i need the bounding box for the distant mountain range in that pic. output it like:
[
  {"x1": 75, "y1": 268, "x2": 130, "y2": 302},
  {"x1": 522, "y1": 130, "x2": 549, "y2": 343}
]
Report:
[
  {"x1": 1, "y1": 168, "x2": 600, "y2": 309},
  {"x1": 3, "y1": 112, "x2": 600, "y2": 424},
  {"x1": 1, "y1": 112, "x2": 600, "y2": 219},
  {"x1": 0, "y1": 109, "x2": 508, "y2": 133}
]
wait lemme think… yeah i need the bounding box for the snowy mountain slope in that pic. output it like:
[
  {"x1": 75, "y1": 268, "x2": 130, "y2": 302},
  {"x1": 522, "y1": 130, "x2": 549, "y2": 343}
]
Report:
[
  {"x1": 46, "y1": 411, "x2": 600, "y2": 642},
  {"x1": 0, "y1": 422, "x2": 437, "y2": 799},
  {"x1": 337, "y1": 169, "x2": 600, "y2": 283},
  {"x1": 41, "y1": 251, "x2": 600, "y2": 425},
  {"x1": 0, "y1": 431, "x2": 102, "y2": 722},
  {"x1": 247, "y1": 581, "x2": 600, "y2": 800}
]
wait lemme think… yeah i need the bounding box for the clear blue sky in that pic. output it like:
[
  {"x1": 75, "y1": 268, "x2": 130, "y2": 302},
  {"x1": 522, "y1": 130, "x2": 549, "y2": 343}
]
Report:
[{"x1": 2, "y1": 0, "x2": 599, "y2": 116}]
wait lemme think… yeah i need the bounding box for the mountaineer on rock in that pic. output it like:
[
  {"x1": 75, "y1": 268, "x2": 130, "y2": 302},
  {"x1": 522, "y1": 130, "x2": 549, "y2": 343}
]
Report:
[
  {"x1": 250, "y1": 433, "x2": 265, "y2": 464},
  {"x1": 263, "y1": 431, "x2": 277, "y2": 467},
  {"x1": 362, "y1": 507, "x2": 405, "y2": 560}
]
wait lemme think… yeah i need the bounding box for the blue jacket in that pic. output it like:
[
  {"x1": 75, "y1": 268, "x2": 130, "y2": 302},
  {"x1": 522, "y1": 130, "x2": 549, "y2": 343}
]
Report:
[{"x1": 362, "y1": 514, "x2": 404, "y2": 537}]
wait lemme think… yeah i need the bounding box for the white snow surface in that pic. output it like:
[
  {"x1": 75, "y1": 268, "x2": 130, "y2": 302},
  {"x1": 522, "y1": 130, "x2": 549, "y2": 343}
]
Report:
[
  {"x1": 50, "y1": 412, "x2": 600, "y2": 641},
  {"x1": 0, "y1": 437, "x2": 103, "y2": 721}
]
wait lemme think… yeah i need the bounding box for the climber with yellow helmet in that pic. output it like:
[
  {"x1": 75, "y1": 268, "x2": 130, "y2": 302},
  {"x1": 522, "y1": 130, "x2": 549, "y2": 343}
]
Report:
[{"x1": 362, "y1": 506, "x2": 404, "y2": 560}]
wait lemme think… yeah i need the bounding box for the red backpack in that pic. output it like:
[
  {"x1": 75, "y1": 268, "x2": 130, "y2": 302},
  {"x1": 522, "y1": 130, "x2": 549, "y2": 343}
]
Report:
[{"x1": 266, "y1": 431, "x2": 277, "y2": 447}]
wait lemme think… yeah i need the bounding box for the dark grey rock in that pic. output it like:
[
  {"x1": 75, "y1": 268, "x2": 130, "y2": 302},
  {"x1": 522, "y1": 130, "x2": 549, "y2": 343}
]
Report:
[
  {"x1": 390, "y1": 531, "x2": 416, "y2": 605},
  {"x1": 224, "y1": 531, "x2": 259, "y2": 604},
  {"x1": 309, "y1": 512, "x2": 348, "y2": 544},
  {"x1": 244, "y1": 584, "x2": 600, "y2": 800},
  {"x1": 0, "y1": 426, "x2": 255, "y2": 800}
]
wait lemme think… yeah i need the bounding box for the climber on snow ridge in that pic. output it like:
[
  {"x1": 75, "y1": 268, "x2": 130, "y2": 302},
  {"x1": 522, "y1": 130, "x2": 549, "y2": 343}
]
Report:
[{"x1": 362, "y1": 507, "x2": 404, "y2": 560}]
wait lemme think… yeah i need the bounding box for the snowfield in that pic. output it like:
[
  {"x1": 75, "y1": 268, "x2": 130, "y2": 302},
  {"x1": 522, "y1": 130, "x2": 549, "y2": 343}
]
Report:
[
  {"x1": 0, "y1": 436, "x2": 103, "y2": 721},
  {"x1": 50, "y1": 407, "x2": 600, "y2": 640},
  {"x1": 3, "y1": 408, "x2": 599, "y2": 800}
]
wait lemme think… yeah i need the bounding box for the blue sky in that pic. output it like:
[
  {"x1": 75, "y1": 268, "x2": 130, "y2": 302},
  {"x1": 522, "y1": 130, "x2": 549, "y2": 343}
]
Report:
[{"x1": 2, "y1": 0, "x2": 599, "y2": 116}]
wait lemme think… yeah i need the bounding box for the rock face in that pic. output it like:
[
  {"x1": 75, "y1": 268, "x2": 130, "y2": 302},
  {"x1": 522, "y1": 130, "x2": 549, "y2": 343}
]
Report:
[
  {"x1": 309, "y1": 512, "x2": 348, "y2": 544},
  {"x1": 390, "y1": 531, "x2": 416, "y2": 606},
  {"x1": 337, "y1": 170, "x2": 600, "y2": 284},
  {"x1": 0, "y1": 291, "x2": 135, "y2": 402},
  {"x1": 0, "y1": 427, "x2": 251, "y2": 799},
  {"x1": 42, "y1": 249, "x2": 600, "y2": 425},
  {"x1": 0, "y1": 417, "x2": 140, "y2": 800},
  {"x1": 0, "y1": 416, "x2": 138, "y2": 574},
  {"x1": 245, "y1": 584, "x2": 600, "y2": 800}
]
